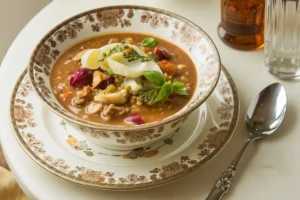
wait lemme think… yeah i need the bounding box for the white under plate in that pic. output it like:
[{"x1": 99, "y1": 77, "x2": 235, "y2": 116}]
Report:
[{"x1": 10, "y1": 65, "x2": 239, "y2": 190}]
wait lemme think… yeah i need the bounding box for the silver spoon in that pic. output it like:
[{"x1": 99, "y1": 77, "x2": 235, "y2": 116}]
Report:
[{"x1": 206, "y1": 83, "x2": 287, "y2": 200}]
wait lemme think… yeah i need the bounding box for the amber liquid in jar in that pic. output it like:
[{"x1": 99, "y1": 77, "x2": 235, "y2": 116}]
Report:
[{"x1": 218, "y1": 0, "x2": 265, "y2": 50}]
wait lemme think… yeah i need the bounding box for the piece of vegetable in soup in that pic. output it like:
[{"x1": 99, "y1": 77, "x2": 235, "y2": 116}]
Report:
[{"x1": 51, "y1": 33, "x2": 197, "y2": 126}]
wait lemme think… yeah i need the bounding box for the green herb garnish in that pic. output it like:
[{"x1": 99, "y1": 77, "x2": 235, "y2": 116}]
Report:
[
  {"x1": 99, "y1": 42, "x2": 129, "y2": 62},
  {"x1": 137, "y1": 70, "x2": 189, "y2": 104},
  {"x1": 123, "y1": 50, "x2": 159, "y2": 62},
  {"x1": 136, "y1": 87, "x2": 158, "y2": 103},
  {"x1": 172, "y1": 81, "x2": 189, "y2": 96},
  {"x1": 142, "y1": 70, "x2": 165, "y2": 86},
  {"x1": 153, "y1": 82, "x2": 172, "y2": 103},
  {"x1": 104, "y1": 70, "x2": 114, "y2": 75},
  {"x1": 141, "y1": 38, "x2": 158, "y2": 47},
  {"x1": 99, "y1": 42, "x2": 158, "y2": 63}
]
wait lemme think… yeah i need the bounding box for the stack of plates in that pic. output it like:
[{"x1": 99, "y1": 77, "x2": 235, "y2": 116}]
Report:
[{"x1": 9, "y1": 5, "x2": 239, "y2": 190}]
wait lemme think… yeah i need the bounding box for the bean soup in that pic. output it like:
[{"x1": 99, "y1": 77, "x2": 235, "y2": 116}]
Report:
[{"x1": 51, "y1": 33, "x2": 197, "y2": 125}]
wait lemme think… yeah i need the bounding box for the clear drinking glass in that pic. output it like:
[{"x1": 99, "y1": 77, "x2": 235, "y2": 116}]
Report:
[{"x1": 265, "y1": 0, "x2": 300, "y2": 79}]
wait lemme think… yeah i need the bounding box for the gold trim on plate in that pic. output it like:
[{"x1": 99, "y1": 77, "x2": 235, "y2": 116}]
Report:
[{"x1": 10, "y1": 65, "x2": 239, "y2": 190}]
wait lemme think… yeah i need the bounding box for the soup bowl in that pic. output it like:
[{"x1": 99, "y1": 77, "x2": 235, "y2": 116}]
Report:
[{"x1": 28, "y1": 5, "x2": 221, "y2": 150}]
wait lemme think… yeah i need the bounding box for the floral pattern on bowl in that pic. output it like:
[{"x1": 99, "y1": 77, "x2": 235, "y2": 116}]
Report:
[
  {"x1": 70, "y1": 117, "x2": 186, "y2": 150},
  {"x1": 28, "y1": 6, "x2": 221, "y2": 149}
]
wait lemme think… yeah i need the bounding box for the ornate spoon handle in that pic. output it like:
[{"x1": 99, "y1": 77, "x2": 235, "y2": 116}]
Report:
[{"x1": 206, "y1": 138, "x2": 256, "y2": 200}]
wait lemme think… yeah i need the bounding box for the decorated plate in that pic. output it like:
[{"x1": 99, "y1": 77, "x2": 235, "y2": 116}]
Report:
[{"x1": 10, "y1": 65, "x2": 238, "y2": 190}]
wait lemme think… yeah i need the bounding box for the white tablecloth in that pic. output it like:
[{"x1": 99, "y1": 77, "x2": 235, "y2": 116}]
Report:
[{"x1": 0, "y1": 0, "x2": 299, "y2": 199}]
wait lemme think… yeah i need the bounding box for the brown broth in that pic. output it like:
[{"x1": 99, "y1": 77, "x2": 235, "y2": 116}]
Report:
[{"x1": 51, "y1": 33, "x2": 197, "y2": 125}]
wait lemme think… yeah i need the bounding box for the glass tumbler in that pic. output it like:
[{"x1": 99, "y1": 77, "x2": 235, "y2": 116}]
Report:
[{"x1": 265, "y1": 0, "x2": 300, "y2": 79}]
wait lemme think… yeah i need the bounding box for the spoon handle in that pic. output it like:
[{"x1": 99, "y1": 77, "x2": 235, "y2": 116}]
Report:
[{"x1": 205, "y1": 138, "x2": 254, "y2": 200}]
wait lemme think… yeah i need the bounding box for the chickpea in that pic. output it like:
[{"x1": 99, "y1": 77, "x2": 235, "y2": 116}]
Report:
[
  {"x1": 125, "y1": 37, "x2": 133, "y2": 44},
  {"x1": 180, "y1": 76, "x2": 188, "y2": 82}
]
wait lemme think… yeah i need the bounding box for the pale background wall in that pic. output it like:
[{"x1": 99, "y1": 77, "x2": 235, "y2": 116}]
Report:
[{"x1": 0, "y1": 0, "x2": 51, "y2": 62}]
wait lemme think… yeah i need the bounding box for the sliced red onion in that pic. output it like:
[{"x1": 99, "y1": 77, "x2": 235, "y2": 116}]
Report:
[
  {"x1": 70, "y1": 68, "x2": 93, "y2": 88},
  {"x1": 98, "y1": 75, "x2": 115, "y2": 90},
  {"x1": 154, "y1": 47, "x2": 172, "y2": 60},
  {"x1": 124, "y1": 114, "x2": 145, "y2": 125}
]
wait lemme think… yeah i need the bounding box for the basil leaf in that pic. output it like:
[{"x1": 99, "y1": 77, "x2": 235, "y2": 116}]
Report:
[
  {"x1": 154, "y1": 82, "x2": 172, "y2": 103},
  {"x1": 143, "y1": 70, "x2": 165, "y2": 86},
  {"x1": 172, "y1": 81, "x2": 185, "y2": 90},
  {"x1": 172, "y1": 81, "x2": 189, "y2": 95},
  {"x1": 141, "y1": 38, "x2": 158, "y2": 47},
  {"x1": 174, "y1": 88, "x2": 189, "y2": 95}
]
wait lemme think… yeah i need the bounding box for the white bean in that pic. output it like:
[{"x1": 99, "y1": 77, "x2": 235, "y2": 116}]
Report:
[{"x1": 178, "y1": 64, "x2": 187, "y2": 70}]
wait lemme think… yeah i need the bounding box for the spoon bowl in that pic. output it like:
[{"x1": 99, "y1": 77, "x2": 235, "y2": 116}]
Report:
[{"x1": 246, "y1": 83, "x2": 287, "y2": 137}]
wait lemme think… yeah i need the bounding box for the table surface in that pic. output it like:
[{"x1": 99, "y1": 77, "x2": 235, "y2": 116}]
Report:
[
  {"x1": 0, "y1": 0, "x2": 51, "y2": 61},
  {"x1": 1, "y1": 0, "x2": 300, "y2": 199}
]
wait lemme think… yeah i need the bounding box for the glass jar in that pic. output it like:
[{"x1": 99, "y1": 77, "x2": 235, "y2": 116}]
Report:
[{"x1": 218, "y1": 0, "x2": 265, "y2": 50}]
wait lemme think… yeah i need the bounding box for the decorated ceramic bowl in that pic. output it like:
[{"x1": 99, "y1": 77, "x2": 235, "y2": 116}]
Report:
[{"x1": 28, "y1": 5, "x2": 221, "y2": 150}]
